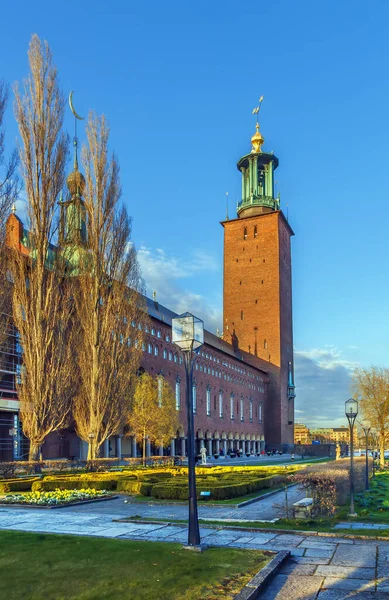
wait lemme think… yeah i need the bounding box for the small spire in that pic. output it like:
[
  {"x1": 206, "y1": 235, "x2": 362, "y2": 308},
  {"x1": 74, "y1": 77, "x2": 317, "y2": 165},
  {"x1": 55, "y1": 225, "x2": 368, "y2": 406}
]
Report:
[
  {"x1": 73, "y1": 138, "x2": 79, "y2": 172},
  {"x1": 11, "y1": 203, "x2": 16, "y2": 214},
  {"x1": 225, "y1": 192, "x2": 229, "y2": 220},
  {"x1": 251, "y1": 96, "x2": 265, "y2": 153}
]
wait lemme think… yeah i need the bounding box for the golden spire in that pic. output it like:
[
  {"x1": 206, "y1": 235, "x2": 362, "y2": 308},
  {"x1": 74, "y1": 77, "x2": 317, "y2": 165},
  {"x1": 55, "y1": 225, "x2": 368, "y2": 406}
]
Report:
[{"x1": 251, "y1": 95, "x2": 265, "y2": 153}]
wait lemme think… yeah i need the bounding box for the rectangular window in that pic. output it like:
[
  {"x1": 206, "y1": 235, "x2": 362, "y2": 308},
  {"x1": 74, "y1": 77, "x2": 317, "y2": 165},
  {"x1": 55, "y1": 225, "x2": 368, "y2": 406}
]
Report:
[
  {"x1": 206, "y1": 388, "x2": 211, "y2": 416},
  {"x1": 259, "y1": 403, "x2": 262, "y2": 423},
  {"x1": 249, "y1": 399, "x2": 253, "y2": 422},
  {"x1": 193, "y1": 385, "x2": 197, "y2": 413},
  {"x1": 240, "y1": 398, "x2": 244, "y2": 422},
  {"x1": 219, "y1": 392, "x2": 223, "y2": 418},
  {"x1": 230, "y1": 396, "x2": 234, "y2": 420},
  {"x1": 158, "y1": 377, "x2": 163, "y2": 407},
  {"x1": 175, "y1": 381, "x2": 180, "y2": 410},
  {"x1": 16, "y1": 363, "x2": 22, "y2": 385}
]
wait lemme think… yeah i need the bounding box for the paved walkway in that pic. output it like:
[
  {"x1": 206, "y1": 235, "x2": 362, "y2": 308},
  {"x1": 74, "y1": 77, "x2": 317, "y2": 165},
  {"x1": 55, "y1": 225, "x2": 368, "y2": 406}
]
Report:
[
  {"x1": 1, "y1": 500, "x2": 389, "y2": 599},
  {"x1": 46, "y1": 486, "x2": 305, "y2": 522},
  {"x1": 335, "y1": 522, "x2": 389, "y2": 531}
]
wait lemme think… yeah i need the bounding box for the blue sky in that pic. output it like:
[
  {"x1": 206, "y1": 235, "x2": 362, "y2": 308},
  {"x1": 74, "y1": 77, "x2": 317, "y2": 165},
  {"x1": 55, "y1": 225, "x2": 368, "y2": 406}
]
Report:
[{"x1": 1, "y1": 0, "x2": 389, "y2": 427}]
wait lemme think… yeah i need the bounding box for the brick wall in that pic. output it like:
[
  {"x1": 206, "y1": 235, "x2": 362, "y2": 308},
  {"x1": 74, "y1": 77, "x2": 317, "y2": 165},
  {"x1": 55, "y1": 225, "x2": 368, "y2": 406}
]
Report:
[
  {"x1": 139, "y1": 318, "x2": 267, "y2": 443},
  {"x1": 222, "y1": 210, "x2": 294, "y2": 448}
]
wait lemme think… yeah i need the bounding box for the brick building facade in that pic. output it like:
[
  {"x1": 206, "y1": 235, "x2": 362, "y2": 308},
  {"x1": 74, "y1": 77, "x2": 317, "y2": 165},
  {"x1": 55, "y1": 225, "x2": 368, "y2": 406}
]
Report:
[{"x1": 0, "y1": 112, "x2": 295, "y2": 460}]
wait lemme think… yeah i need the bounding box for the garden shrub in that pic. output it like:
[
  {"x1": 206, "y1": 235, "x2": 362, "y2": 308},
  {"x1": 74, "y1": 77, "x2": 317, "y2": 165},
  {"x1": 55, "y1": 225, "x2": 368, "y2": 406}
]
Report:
[
  {"x1": 290, "y1": 471, "x2": 336, "y2": 515},
  {"x1": 117, "y1": 480, "x2": 153, "y2": 496},
  {"x1": 32, "y1": 478, "x2": 117, "y2": 492},
  {"x1": 150, "y1": 473, "x2": 288, "y2": 501},
  {"x1": 0, "y1": 478, "x2": 40, "y2": 493},
  {"x1": 292, "y1": 458, "x2": 370, "y2": 506}
]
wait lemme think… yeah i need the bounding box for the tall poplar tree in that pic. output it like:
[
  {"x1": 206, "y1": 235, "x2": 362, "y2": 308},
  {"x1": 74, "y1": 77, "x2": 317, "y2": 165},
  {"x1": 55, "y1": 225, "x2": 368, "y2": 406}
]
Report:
[
  {"x1": 11, "y1": 35, "x2": 75, "y2": 460},
  {"x1": 0, "y1": 79, "x2": 20, "y2": 365},
  {"x1": 72, "y1": 112, "x2": 144, "y2": 460}
]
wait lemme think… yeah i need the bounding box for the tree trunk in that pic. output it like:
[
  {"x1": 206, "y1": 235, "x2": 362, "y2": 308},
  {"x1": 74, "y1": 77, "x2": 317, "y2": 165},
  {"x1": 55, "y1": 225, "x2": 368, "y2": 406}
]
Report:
[
  {"x1": 28, "y1": 441, "x2": 40, "y2": 461},
  {"x1": 380, "y1": 430, "x2": 385, "y2": 469},
  {"x1": 143, "y1": 434, "x2": 146, "y2": 467},
  {"x1": 87, "y1": 439, "x2": 100, "y2": 460}
]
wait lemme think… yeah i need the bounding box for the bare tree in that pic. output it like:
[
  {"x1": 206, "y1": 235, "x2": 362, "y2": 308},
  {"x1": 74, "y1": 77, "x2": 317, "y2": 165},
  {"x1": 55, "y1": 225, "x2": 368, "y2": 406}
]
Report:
[
  {"x1": 128, "y1": 373, "x2": 179, "y2": 464},
  {"x1": 0, "y1": 79, "x2": 19, "y2": 227},
  {"x1": 353, "y1": 366, "x2": 389, "y2": 468},
  {"x1": 0, "y1": 80, "x2": 21, "y2": 370},
  {"x1": 72, "y1": 112, "x2": 144, "y2": 460},
  {"x1": 10, "y1": 34, "x2": 74, "y2": 460}
]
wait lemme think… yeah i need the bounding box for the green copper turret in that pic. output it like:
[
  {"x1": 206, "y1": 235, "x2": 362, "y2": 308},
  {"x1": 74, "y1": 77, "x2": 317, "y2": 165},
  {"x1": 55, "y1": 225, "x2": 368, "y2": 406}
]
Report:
[{"x1": 236, "y1": 120, "x2": 280, "y2": 217}]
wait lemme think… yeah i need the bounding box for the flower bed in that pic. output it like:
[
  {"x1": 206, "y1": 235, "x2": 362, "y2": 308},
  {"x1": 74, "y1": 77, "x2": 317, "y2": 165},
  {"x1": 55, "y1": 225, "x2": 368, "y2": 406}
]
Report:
[{"x1": 2, "y1": 488, "x2": 110, "y2": 506}]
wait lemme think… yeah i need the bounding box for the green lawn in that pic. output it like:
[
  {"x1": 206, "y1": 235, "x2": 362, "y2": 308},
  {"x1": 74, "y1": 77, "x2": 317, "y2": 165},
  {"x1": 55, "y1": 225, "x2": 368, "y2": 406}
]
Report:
[{"x1": 0, "y1": 530, "x2": 269, "y2": 600}]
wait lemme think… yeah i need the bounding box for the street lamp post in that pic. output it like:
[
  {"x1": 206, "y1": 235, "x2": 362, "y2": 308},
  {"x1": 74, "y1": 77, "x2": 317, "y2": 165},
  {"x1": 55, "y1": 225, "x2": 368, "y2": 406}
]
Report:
[
  {"x1": 370, "y1": 428, "x2": 377, "y2": 478},
  {"x1": 172, "y1": 312, "x2": 204, "y2": 548},
  {"x1": 345, "y1": 398, "x2": 358, "y2": 516},
  {"x1": 359, "y1": 421, "x2": 371, "y2": 491}
]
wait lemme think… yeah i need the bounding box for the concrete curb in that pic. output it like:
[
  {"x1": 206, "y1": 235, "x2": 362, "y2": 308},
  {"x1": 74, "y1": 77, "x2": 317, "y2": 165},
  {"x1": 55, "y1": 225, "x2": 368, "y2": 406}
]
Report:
[
  {"x1": 0, "y1": 495, "x2": 118, "y2": 510},
  {"x1": 233, "y1": 550, "x2": 290, "y2": 600}
]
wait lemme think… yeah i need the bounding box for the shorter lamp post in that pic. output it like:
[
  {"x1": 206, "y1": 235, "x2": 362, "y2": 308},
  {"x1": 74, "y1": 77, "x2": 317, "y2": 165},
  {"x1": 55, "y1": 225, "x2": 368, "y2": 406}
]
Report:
[
  {"x1": 172, "y1": 312, "x2": 204, "y2": 548},
  {"x1": 345, "y1": 398, "x2": 358, "y2": 516},
  {"x1": 359, "y1": 421, "x2": 371, "y2": 491},
  {"x1": 370, "y1": 428, "x2": 377, "y2": 478}
]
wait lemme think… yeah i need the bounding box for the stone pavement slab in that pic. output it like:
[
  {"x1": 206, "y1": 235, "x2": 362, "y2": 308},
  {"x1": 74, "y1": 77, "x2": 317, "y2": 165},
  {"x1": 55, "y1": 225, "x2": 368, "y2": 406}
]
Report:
[
  {"x1": 315, "y1": 565, "x2": 376, "y2": 579},
  {"x1": 294, "y1": 556, "x2": 332, "y2": 565},
  {"x1": 304, "y1": 548, "x2": 335, "y2": 558},
  {"x1": 300, "y1": 540, "x2": 338, "y2": 550},
  {"x1": 322, "y1": 577, "x2": 376, "y2": 592},
  {"x1": 335, "y1": 521, "x2": 389, "y2": 530},
  {"x1": 258, "y1": 574, "x2": 324, "y2": 599},
  {"x1": 279, "y1": 561, "x2": 317, "y2": 575},
  {"x1": 331, "y1": 544, "x2": 376, "y2": 568}
]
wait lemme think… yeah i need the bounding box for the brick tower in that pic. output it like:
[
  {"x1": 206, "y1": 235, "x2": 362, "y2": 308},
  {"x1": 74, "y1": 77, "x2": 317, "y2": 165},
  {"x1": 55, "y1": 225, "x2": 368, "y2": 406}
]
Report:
[{"x1": 222, "y1": 102, "x2": 295, "y2": 449}]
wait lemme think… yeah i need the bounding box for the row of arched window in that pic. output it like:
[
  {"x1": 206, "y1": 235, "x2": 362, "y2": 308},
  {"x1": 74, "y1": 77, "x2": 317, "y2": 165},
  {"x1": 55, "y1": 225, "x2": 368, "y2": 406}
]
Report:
[{"x1": 243, "y1": 225, "x2": 258, "y2": 240}]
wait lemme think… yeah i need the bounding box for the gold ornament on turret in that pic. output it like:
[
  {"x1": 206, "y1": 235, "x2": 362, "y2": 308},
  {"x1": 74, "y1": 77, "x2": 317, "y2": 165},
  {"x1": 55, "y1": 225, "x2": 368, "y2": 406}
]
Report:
[{"x1": 251, "y1": 95, "x2": 264, "y2": 153}]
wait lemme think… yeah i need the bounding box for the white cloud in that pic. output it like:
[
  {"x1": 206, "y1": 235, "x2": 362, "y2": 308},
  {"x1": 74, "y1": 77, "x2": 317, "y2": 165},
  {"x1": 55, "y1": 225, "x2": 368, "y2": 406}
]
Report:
[
  {"x1": 138, "y1": 245, "x2": 222, "y2": 333},
  {"x1": 294, "y1": 346, "x2": 358, "y2": 429}
]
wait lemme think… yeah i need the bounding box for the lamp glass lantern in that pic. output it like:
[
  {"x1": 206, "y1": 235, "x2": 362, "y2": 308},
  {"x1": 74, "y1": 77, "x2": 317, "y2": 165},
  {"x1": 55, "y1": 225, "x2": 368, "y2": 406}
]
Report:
[
  {"x1": 345, "y1": 398, "x2": 358, "y2": 420},
  {"x1": 172, "y1": 312, "x2": 204, "y2": 352}
]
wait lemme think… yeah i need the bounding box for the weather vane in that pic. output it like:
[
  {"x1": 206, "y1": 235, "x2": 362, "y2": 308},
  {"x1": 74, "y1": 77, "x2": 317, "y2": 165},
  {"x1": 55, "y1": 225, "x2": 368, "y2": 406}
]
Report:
[
  {"x1": 252, "y1": 95, "x2": 264, "y2": 124},
  {"x1": 68, "y1": 91, "x2": 84, "y2": 170}
]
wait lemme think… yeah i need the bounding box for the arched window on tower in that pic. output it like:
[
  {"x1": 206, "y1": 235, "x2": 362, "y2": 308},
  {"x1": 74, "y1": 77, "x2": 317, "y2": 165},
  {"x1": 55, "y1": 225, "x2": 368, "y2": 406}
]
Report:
[
  {"x1": 254, "y1": 225, "x2": 257, "y2": 238},
  {"x1": 241, "y1": 310, "x2": 244, "y2": 320},
  {"x1": 243, "y1": 227, "x2": 248, "y2": 240}
]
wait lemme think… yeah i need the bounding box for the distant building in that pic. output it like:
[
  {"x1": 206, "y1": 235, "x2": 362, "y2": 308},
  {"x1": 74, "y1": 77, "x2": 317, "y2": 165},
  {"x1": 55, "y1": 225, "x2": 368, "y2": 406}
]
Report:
[
  {"x1": 310, "y1": 426, "x2": 357, "y2": 445},
  {"x1": 294, "y1": 423, "x2": 311, "y2": 444}
]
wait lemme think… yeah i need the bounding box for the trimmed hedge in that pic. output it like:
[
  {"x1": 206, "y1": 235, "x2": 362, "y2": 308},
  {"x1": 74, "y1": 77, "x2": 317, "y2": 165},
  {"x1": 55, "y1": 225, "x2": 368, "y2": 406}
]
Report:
[
  {"x1": 117, "y1": 480, "x2": 153, "y2": 496},
  {"x1": 151, "y1": 474, "x2": 288, "y2": 501},
  {"x1": 0, "y1": 478, "x2": 40, "y2": 493},
  {"x1": 32, "y1": 479, "x2": 117, "y2": 492}
]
